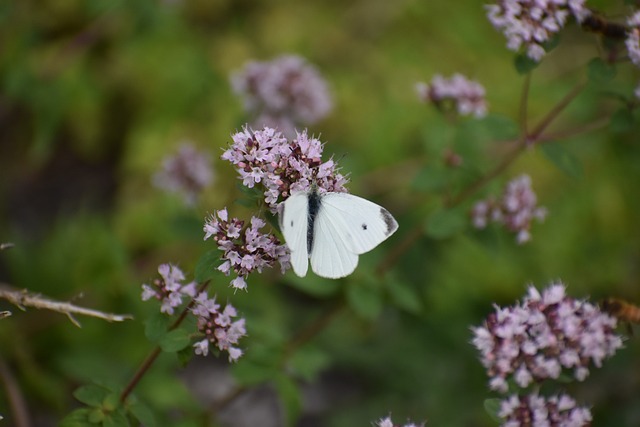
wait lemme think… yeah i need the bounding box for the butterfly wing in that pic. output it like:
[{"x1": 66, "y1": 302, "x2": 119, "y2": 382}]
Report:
[
  {"x1": 310, "y1": 193, "x2": 398, "y2": 278},
  {"x1": 318, "y1": 193, "x2": 399, "y2": 254},
  {"x1": 279, "y1": 192, "x2": 310, "y2": 277}
]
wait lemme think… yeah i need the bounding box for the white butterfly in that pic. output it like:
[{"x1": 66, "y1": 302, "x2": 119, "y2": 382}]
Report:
[{"x1": 279, "y1": 188, "x2": 399, "y2": 279}]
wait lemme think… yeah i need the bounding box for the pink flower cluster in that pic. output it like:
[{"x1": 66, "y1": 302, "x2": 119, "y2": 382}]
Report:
[
  {"x1": 472, "y1": 175, "x2": 547, "y2": 244},
  {"x1": 192, "y1": 294, "x2": 246, "y2": 362},
  {"x1": 153, "y1": 142, "x2": 213, "y2": 205},
  {"x1": 416, "y1": 74, "x2": 488, "y2": 118},
  {"x1": 485, "y1": 0, "x2": 589, "y2": 61},
  {"x1": 142, "y1": 264, "x2": 197, "y2": 315},
  {"x1": 203, "y1": 207, "x2": 290, "y2": 291},
  {"x1": 472, "y1": 283, "x2": 624, "y2": 393},
  {"x1": 221, "y1": 127, "x2": 348, "y2": 211},
  {"x1": 626, "y1": 12, "x2": 640, "y2": 67},
  {"x1": 230, "y1": 55, "x2": 332, "y2": 137},
  {"x1": 376, "y1": 416, "x2": 423, "y2": 427},
  {"x1": 141, "y1": 264, "x2": 247, "y2": 362},
  {"x1": 499, "y1": 392, "x2": 592, "y2": 427}
]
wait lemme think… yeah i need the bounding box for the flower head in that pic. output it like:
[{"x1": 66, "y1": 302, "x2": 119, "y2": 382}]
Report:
[
  {"x1": 230, "y1": 55, "x2": 332, "y2": 137},
  {"x1": 498, "y1": 392, "x2": 592, "y2": 426},
  {"x1": 153, "y1": 142, "x2": 213, "y2": 205},
  {"x1": 191, "y1": 295, "x2": 246, "y2": 362},
  {"x1": 472, "y1": 282, "x2": 624, "y2": 393},
  {"x1": 203, "y1": 207, "x2": 290, "y2": 290},
  {"x1": 416, "y1": 74, "x2": 487, "y2": 118},
  {"x1": 626, "y1": 12, "x2": 640, "y2": 67},
  {"x1": 222, "y1": 127, "x2": 348, "y2": 211},
  {"x1": 486, "y1": 0, "x2": 590, "y2": 61},
  {"x1": 140, "y1": 264, "x2": 197, "y2": 315},
  {"x1": 472, "y1": 174, "x2": 547, "y2": 244},
  {"x1": 375, "y1": 416, "x2": 424, "y2": 427}
]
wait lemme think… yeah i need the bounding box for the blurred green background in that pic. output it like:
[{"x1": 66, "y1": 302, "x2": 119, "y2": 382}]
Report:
[{"x1": 1, "y1": 0, "x2": 640, "y2": 426}]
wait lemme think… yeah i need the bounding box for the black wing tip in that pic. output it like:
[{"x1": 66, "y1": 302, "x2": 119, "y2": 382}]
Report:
[{"x1": 380, "y1": 208, "x2": 398, "y2": 236}]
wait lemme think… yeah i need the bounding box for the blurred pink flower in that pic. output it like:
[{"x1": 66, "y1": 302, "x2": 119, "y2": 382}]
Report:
[{"x1": 416, "y1": 73, "x2": 487, "y2": 118}]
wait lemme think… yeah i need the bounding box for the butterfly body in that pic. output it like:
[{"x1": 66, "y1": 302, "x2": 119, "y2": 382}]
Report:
[{"x1": 279, "y1": 189, "x2": 398, "y2": 279}]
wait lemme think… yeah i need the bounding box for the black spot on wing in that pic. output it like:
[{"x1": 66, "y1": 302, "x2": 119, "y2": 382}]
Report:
[
  {"x1": 380, "y1": 208, "x2": 397, "y2": 235},
  {"x1": 361, "y1": 223, "x2": 368, "y2": 230}
]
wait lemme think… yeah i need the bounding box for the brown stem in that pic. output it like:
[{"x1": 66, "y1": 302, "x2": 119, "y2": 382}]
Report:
[
  {"x1": 119, "y1": 281, "x2": 210, "y2": 404},
  {"x1": 0, "y1": 356, "x2": 31, "y2": 427}
]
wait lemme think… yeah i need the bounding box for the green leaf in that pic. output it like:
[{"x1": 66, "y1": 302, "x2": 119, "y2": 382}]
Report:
[
  {"x1": 346, "y1": 281, "x2": 383, "y2": 320},
  {"x1": 144, "y1": 313, "x2": 170, "y2": 343},
  {"x1": 541, "y1": 33, "x2": 561, "y2": 52},
  {"x1": 274, "y1": 375, "x2": 302, "y2": 427},
  {"x1": 288, "y1": 345, "x2": 330, "y2": 382},
  {"x1": 514, "y1": 53, "x2": 539, "y2": 75},
  {"x1": 386, "y1": 279, "x2": 423, "y2": 314},
  {"x1": 587, "y1": 58, "x2": 616, "y2": 84},
  {"x1": 484, "y1": 398, "x2": 503, "y2": 423},
  {"x1": 159, "y1": 328, "x2": 191, "y2": 352},
  {"x1": 176, "y1": 345, "x2": 195, "y2": 367},
  {"x1": 88, "y1": 408, "x2": 105, "y2": 423},
  {"x1": 59, "y1": 409, "x2": 93, "y2": 427},
  {"x1": 74, "y1": 384, "x2": 111, "y2": 407},
  {"x1": 425, "y1": 208, "x2": 467, "y2": 239},
  {"x1": 540, "y1": 144, "x2": 583, "y2": 179},
  {"x1": 129, "y1": 401, "x2": 157, "y2": 427},
  {"x1": 610, "y1": 108, "x2": 634, "y2": 133},
  {"x1": 194, "y1": 250, "x2": 220, "y2": 283},
  {"x1": 103, "y1": 409, "x2": 130, "y2": 427}
]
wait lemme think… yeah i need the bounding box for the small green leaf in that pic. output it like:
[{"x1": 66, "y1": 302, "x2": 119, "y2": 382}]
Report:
[
  {"x1": 159, "y1": 328, "x2": 191, "y2": 353},
  {"x1": 386, "y1": 280, "x2": 423, "y2": 314},
  {"x1": 194, "y1": 250, "x2": 220, "y2": 283},
  {"x1": 176, "y1": 345, "x2": 195, "y2": 367},
  {"x1": 588, "y1": 58, "x2": 616, "y2": 84},
  {"x1": 129, "y1": 401, "x2": 157, "y2": 427},
  {"x1": 484, "y1": 398, "x2": 503, "y2": 423},
  {"x1": 610, "y1": 108, "x2": 634, "y2": 133},
  {"x1": 144, "y1": 313, "x2": 170, "y2": 343},
  {"x1": 103, "y1": 393, "x2": 120, "y2": 411},
  {"x1": 425, "y1": 208, "x2": 467, "y2": 239},
  {"x1": 289, "y1": 345, "x2": 330, "y2": 382},
  {"x1": 514, "y1": 53, "x2": 539, "y2": 75},
  {"x1": 59, "y1": 409, "x2": 92, "y2": 427},
  {"x1": 103, "y1": 409, "x2": 130, "y2": 427},
  {"x1": 274, "y1": 375, "x2": 302, "y2": 427},
  {"x1": 540, "y1": 144, "x2": 583, "y2": 179},
  {"x1": 541, "y1": 33, "x2": 561, "y2": 52},
  {"x1": 346, "y1": 281, "x2": 383, "y2": 320},
  {"x1": 73, "y1": 384, "x2": 110, "y2": 407},
  {"x1": 88, "y1": 408, "x2": 105, "y2": 423}
]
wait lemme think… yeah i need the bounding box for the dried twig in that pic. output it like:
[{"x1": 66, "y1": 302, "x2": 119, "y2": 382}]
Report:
[
  {"x1": 0, "y1": 243, "x2": 14, "y2": 251},
  {"x1": 0, "y1": 283, "x2": 133, "y2": 327}
]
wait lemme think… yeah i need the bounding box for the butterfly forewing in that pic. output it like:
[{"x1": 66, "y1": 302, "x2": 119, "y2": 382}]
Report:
[
  {"x1": 279, "y1": 192, "x2": 310, "y2": 277},
  {"x1": 310, "y1": 203, "x2": 359, "y2": 278},
  {"x1": 319, "y1": 193, "x2": 399, "y2": 255}
]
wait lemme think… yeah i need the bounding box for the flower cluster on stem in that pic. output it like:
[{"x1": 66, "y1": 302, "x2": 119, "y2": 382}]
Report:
[
  {"x1": 142, "y1": 264, "x2": 197, "y2": 315},
  {"x1": 376, "y1": 416, "x2": 424, "y2": 427},
  {"x1": 230, "y1": 55, "x2": 332, "y2": 137},
  {"x1": 153, "y1": 142, "x2": 213, "y2": 205},
  {"x1": 472, "y1": 174, "x2": 547, "y2": 244},
  {"x1": 203, "y1": 207, "x2": 290, "y2": 290},
  {"x1": 416, "y1": 73, "x2": 488, "y2": 118},
  {"x1": 472, "y1": 282, "x2": 623, "y2": 393},
  {"x1": 498, "y1": 392, "x2": 592, "y2": 426},
  {"x1": 485, "y1": 0, "x2": 590, "y2": 61},
  {"x1": 221, "y1": 127, "x2": 348, "y2": 211},
  {"x1": 626, "y1": 12, "x2": 640, "y2": 67}
]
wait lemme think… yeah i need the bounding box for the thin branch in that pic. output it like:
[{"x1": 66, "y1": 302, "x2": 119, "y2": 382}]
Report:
[
  {"x1": 0, "y1": 355, "x2": 31, "y2": 427},
  {"x1": 0, "y1": 243, "x2": 14, "y2": 251},
  {"x1": 0, "y1": 283, "x2": 133, "y2": 326},
  {"x1": 519, "y1": 73, "x2": 532, "y2": 136}
]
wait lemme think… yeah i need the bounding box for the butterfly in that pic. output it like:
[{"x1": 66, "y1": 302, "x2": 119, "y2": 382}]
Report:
[{"x1": 279, "y1": 188, "x2": 398, "y2": 278}]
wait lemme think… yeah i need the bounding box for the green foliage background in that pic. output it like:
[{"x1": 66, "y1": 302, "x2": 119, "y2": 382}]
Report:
[{"x1": 1, "y1": 0, "x2": 640, "y2": 425}]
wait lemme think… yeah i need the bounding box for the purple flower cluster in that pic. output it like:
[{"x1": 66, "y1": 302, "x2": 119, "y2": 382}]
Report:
[
  {"x1": 499, "y1": 392, "x2": 592, "y2": 427},
  {"x1": 142, "y1": 264, "x2": 197, "y2": 315},
  {"x1": 192, "y1": 294, "x2": 246, "y2": 362},
  {"x1": 376, "y1": 416, "x2": 423, "y2": 427},
  {"x1": 221, "y1": 127, "x2": 348, "y2": 211},
  {"x1": 153, "y1": 142, "x2": 213, "y2": 205},
  {"x1": 472, "y1": 283, "x2": 623, "y2": 393},
  {"x1": 472, "y1": 175, "x2": 547, "y2": 244},
  {"x1": 416, "y1": 74, "x2": 488, "y2": 118},
  {"x1": 141, "y1": 264, "x2": 247, "y2": 362},
  {"x1": 626, "y1": 12, "x2": 640, "y2": 67},
  {"x1": 203, "y1": 207, "x2": 290, "y2": 291},
  {"x1": 230, "y1": 55, "x2": 332, "y2": 137},
  {"x1": 486, "y1": 0, "x2": 589, "y2": 61}
]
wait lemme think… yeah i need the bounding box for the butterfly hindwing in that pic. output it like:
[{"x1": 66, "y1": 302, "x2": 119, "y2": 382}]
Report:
[
  {"x1": 309, "y1": 203, "x2": 359, "y2": 278},
  {"x1": 279, "y1": 192, "x2": 310, "y2": 277}
]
